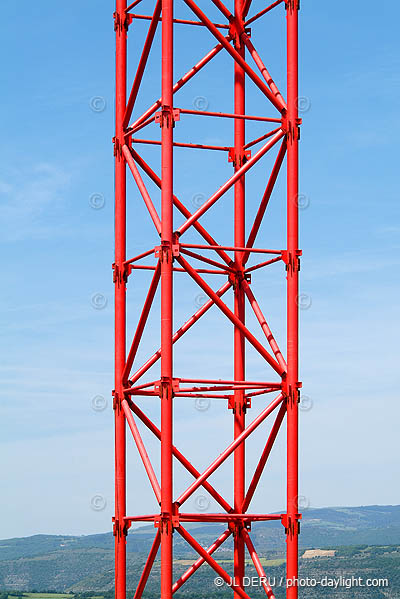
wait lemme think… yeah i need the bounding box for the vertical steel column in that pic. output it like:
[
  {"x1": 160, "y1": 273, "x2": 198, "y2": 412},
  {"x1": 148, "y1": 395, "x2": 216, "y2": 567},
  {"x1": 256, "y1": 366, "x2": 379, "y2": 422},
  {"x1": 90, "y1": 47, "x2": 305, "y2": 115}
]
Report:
[
  {"x1": 233, "y1": 0, "x2": 246, "y2": 595},
  {"x1": 160, "y1": 0, "x2": 174, "y2": 596},
  {"x1": 114, "y1": 2, "x2": 127, "y2": 599},
  {"x1": 286, "y1": 0, "x2": 299, "y2": 596}
]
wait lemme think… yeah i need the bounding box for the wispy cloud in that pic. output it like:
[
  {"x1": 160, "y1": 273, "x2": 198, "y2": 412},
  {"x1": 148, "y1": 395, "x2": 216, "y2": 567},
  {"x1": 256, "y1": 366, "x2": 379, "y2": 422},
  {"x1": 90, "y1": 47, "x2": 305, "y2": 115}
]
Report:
[{"x1": 0, "y1": 163, "x2": 70, "y2": 242}]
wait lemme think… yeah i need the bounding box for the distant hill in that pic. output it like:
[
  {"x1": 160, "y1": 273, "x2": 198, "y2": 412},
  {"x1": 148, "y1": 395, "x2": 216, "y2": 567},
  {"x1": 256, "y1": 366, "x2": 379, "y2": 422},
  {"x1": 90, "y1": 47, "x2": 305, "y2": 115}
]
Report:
[
  {"x1": 252, "y1": 505, "x2": 400, "y2": 550},
  {"x1": 0, "y1": 505, "x2": 398, "y2": 591}
]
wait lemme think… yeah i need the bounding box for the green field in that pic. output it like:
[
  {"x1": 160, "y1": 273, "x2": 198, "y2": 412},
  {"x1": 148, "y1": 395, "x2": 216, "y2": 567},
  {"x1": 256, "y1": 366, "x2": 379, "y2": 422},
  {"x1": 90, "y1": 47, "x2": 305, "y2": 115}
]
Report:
[
  {"x1": 174, "y1": 558, "x2": 286, "y2": 567},
  {"x1": 24, "y1": 594, "x2": 74, "y2": 599},
  {"x1": 2, "y1": 594, "x2": 105, "y2": 599}
]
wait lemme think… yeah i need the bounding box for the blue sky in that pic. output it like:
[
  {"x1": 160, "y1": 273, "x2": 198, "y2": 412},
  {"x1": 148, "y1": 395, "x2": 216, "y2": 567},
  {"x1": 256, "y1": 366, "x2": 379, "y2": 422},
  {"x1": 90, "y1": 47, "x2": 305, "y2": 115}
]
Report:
[{"x1": 0, "y1": 0, "x2": 399, "y2": 539}]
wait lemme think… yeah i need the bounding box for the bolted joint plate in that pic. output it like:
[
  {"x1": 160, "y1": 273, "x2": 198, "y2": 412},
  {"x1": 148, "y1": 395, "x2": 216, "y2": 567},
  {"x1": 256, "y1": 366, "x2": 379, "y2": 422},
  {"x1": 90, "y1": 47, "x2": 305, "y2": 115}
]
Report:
[
  {"x1": 281, "y1": 513, "x2": 302, "y2": 536},
  {"x1": 155, "y1": 107, "x2": 180, "y2": 128}
]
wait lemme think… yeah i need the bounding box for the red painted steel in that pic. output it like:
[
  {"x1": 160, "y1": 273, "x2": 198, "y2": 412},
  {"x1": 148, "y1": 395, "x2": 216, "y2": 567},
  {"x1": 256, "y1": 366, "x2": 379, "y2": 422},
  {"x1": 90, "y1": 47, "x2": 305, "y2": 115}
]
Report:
[
  {"x1": 172, "y1": 529, "x2": 232, "y2": 593},
  {"x1": 114, "y1": 5, "x2": 127, "y2": 599},
  {"x1": 113, "y1": 0, "x2": 301, "y2": 596}
]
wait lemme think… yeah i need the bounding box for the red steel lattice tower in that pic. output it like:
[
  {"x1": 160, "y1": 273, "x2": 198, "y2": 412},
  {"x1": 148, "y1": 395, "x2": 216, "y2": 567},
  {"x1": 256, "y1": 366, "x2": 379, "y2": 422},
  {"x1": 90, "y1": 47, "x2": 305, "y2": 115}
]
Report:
[{"x1": 113, "y1": 0, "x2": 301, "y2": 597}]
